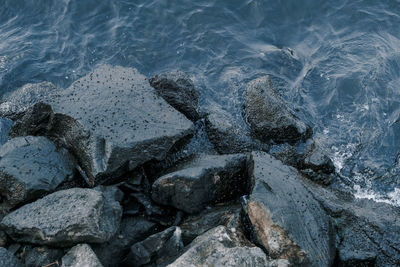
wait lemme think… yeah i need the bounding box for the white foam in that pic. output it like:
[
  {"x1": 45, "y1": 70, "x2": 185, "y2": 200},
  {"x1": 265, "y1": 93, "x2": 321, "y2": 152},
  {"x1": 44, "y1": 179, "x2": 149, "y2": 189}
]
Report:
[{"x1": 354, "y1": 185, "x2": 400, "y2": 207}]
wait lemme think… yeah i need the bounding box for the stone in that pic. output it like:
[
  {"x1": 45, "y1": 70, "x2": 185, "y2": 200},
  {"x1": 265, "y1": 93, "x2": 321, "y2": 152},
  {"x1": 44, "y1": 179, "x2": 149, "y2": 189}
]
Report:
[
  {"x1": 22, "y1": 246, "x2": 64, "y2": 267},
  {"x1": 124, "y1": 226, "x2": 184, "y2": 266},
  {"x1": 0, "y1": 136, "x2": 75, "y2": 208},
  {"x1": 168, "y1": 225, "x2": 273, "y2": 267},
  {"x1": 243, "y1": 151, "x2": 336, "y2": 266},
  {"x1": 0, "y1": 247, "x2": 21, "y2": 267},
  {"x1": 299, "y1": 141, "x2": 335, "y2": 174},
  {"x1": 44, "y1": 65, "x2": 194, "y2": 185},
  {"x1": 1, "y1": 188, "x2": 122, "y2": 246},
  {"x1": 152, "y1": 153, "x2": 248, "y2": 214},
  {"x1": 0, "y1": 117, "x2": 13, "y2": 146},
  {"x1": 245, "y1": 76, "x2": 312, "y2": 143},
  {"x1": 61, "y1": 244, "x2": 103, "y2": 267},
  {"x1": 150, "y1": 70, "x2": 200, "y2": 121}
]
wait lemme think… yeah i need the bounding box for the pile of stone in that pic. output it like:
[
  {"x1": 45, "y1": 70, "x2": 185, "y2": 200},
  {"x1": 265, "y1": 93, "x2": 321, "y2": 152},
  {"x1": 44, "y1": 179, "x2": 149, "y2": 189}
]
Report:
[{"x1": 0, "y1": 65, "x2": 398, "y2": 267}]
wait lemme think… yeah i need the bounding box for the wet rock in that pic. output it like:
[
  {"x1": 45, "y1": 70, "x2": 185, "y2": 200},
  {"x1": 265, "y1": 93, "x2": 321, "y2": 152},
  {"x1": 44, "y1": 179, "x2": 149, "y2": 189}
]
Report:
[
  {"x1": 0, "y1": 117, "x2": 13, "y2": 146},
  {"x1": 0, "y1": 136, "x2": 75, "y2": 208},
  {"x1": 152, "y1": 153, "x2": 248, "y2": 214},
  {"x1": 168, "y1": 225, "x2": 273, "y2": 267},
  {"x1": 61, "y1": 244, "x2": 103, "y2": 267},
  {"x1": 0, "y1": 230, "x2": 7, "y2": 247},
  {"x1": 0, "y1": 247, "x2": 21, "y2": 267},
  {"x1": 245, "y1": 76, "x2": 312, "y2": 143},
  {"x1": 43, "y1": 65, "x2": 194, "y2": 185},
  {"x1": 9, "y1": 102, "x2": 54, "y2": 137},
  {"x1": 92, "y1": 216, "x2": 158, "y2": 267},
  {"x1": 150, "y1": 70, "x2": 200, "y2": 121},
  {"x1": 268, "y1": 143, "x2": 300, "y2": 167},
  {"x1": 22, "y1": 246, "x2": 64, "y2": 267},
  {"x1": 1, "y1": 188, "x2": 122, "y2": 246},
  {"x1": 124, "y1": 226, "x2": 184, "y2": 266},
  {"x1": 299, "y1": 141, "x2": 335, "y2": 174},
  {"x1": 244, "y1": 151, "x2": 336, "y2": 266}
]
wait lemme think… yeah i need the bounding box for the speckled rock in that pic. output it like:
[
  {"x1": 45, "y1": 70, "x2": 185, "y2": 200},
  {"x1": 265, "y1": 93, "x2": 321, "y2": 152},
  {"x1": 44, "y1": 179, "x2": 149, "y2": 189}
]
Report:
[
  {"x1": 152, "y1": 154, "x2": 248, "y2": 214},
  {"x1": 61, "y1": 244, "x2": 103, "y2": 267},
  {"x1": 150, "y1": 70, "x2": 200, "y2": 121},
  {"x1": 44, "y1": 65, "x2": 194, "y2": 185},
  {"x1": 245, "y1": 76, "x2": 312, "y2": 143},
  {"x1": 0, "y1": 136, "x2": 75, "y2": 208},
  {"x1": 243, "y1": 151, "x2": 336, "y2": 266},
  {"x1": 0, "y1": 247, "x2": 21, "y2": 267},
  {"x1": 22, "y1": 246, "x2": 64, "y2": 267},
  {"x1": 1, "y1": 188, "x2": 122, "y2": 246}
]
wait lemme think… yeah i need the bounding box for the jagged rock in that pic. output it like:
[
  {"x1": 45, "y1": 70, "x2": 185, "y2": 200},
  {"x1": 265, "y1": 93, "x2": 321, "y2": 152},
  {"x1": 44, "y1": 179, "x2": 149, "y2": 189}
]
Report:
[
  {"x1": 268, "y1": 143, "x2": 300, "y2": 167},
  {"x1": 245, "y1": 76, "x2": 312, "y2": 143},
  {"x1": 38, "y1": 65, "x2": 194, "y2": 185},
  {"x1": 124, "y1": 226, "x2": 184, "y2": 266},
  {"x1": 0, "y1": 136, "x2": 75, "y2": 208},
  {"x1": 61, "y1": 244, "x2": 103, "y2": 267},
  {"x1": 1, "y1": 188, "x2": 122, "y2": 246},
  {"x1": 150, "y1": 70, "x2": 200, "y2": 121},
  {"x1": 0, "y1": 117, "x2": 12, "y2": 146},
  {"x1": 22, "y1": 246, "x2": 64, "y2": 267},
  {"x1": 168, "y1": 225, "x2": 274, "y2": 267},
  {"x1": 179, "y1": 203, "x2": 242, "y2": 245},
  {"x1": 152, "y1": 154, "x2": 248, "y2": 214},
  {"x1": 0, "y1": 247, "x2": 21, "y2": 267},
  {"x1": 243, "y1": 151, "x2": 336, "y2": 266},
  {"x1": 92, "y1": 216, "x2": 159, "y2": 267},
  {"x1": 299, "y1": 141, "x2": 335, "y2": 174}
]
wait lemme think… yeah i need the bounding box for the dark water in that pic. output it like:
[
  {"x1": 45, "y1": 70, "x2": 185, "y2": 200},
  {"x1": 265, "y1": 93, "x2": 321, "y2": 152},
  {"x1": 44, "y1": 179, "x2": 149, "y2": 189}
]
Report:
[{"x1": 1, "y1": 0, "x2": 400, "y2": 205}]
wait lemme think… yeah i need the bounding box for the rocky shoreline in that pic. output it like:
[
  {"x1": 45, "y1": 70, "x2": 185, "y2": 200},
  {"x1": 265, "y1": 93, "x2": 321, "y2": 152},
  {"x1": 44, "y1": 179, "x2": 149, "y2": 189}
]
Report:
[{"x1": 0, "y1": 65, "x2": 398, "y2": 266}]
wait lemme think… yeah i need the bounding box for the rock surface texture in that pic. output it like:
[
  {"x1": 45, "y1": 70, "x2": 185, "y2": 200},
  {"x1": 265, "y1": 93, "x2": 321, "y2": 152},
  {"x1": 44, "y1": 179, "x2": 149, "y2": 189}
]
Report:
[
  {"x1": 152, "y1": 153, "x2": 248, "y2": 214},
  {"x1": 150, "y1": 70, "x2": 200, "y2": 121},
  {"x1": 61, "y1": 244, "x2": 103, "y2": 267},
  {"x1": 244, "y1": 151, "x2": 336, "y2": 266},
  {"x1": 0, "y1": 247, "x2": 21, "y2": 267},
  {"x1": 1, "y1": 188, "x2": 122, "y2": 246},
  {"x1": 0, "y1": 117, "x2": 13, "y2": 146},
  {"x1": 0, "y1": 136, "x2": 75, "y2": 208},
  {"x1": 245, "y1": 76, "x2": 311, "y2": 143}
]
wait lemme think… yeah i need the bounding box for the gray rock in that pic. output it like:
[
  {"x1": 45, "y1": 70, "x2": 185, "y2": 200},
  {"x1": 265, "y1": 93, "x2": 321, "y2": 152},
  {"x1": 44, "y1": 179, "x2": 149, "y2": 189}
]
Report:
[
  {"x1": 61, "y1": 244, "x2": 103, "y2": 267},
  {"x1": 168, "y1": 225, "x2": 273, "y2": 267},
  {"x1": 45, "y1": 65, "x2": 194, "y2": 185},
  {"x1": 244, "y1": 151, "x2": 336, "y2": 266},
  {"x1": 299, "y1": 141, "x2": 335, "y2": 174},
  {"x1": 1, "y1": 188, "x2": 122, "y2": 246},
  {"x1": 0, "y1": 136, "x2": 75, "y2": 208},
  {"x1": 150, "y1": 70, "x2": 200, "y2": 121},
  {"x1": 245, "y1": 76, "x2": 312, "y2": 143},
  {"x1": 124, "y1": 226, "x2": 184, "y2": 266},
  {"x1": 0, "y1": 247, "x2": 21, "y2": 267},
  {"x1": 0, "y1": 117, "x2": 13, "y2": 146},
  {"x1": 152, "y1": 154, "x2": 248, "y2": 214},
  {"x1": 23, "y1": 246, "x2": 64, "y2": 267}
]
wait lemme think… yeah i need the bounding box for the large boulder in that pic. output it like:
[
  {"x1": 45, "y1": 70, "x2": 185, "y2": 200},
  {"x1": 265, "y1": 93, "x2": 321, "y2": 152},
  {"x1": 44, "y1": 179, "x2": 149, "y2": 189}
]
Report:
[
  {"x1": 150, "y1": 70, "x2": 200, "y2": 121},
  {"x1": 168, "y1": 225, "x2": 278, "y2": 267},
  {"x1": 152, "y1": 153, "x2": 248, "y2": 214},
  {"x1": 0, "y1": 136, "x2": 75, "y2": 208},
  {"x1": 243, "y1": 151, "x2": 336, "y2": 266},
  {"x1": 0, "y1": 188, "x2": 122, "y2": 246},
  {"x1": 0, "y1": 247, "x2": 21, "y2": 267},
  {"x1": 61, "y1": 244, "x2": 103, "y2": 267},
  {"x1": 245, "y1": 76, "x2": 311, "y2": 143}
]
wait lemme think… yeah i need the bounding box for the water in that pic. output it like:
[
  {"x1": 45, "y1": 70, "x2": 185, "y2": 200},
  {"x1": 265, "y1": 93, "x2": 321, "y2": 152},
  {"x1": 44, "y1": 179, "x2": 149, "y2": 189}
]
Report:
[{"x1": 1, "y1": 0, "x2": 400, "y2": 205}]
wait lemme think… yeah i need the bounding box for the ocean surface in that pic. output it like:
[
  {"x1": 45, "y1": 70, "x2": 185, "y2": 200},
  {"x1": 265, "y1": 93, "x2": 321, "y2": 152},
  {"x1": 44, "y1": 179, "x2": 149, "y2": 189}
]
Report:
[{"x1": 1, "y1": 0, "x2": 400, "y2": 205}]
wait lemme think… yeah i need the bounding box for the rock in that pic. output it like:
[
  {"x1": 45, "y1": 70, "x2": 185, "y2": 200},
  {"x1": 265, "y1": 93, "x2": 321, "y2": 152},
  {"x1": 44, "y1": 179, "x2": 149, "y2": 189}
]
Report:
[
  {"x1": 1, "y1": 188, "x2": 122, "y2": 246},
  {"x1": 244, "y1": 151, "x2": 336, "y2": 266},
  {"x1": 22, "y1": 246, "x2": 64, "y2": 267},
  {"x1": 124, "y1": 226, "x2": 184, "y2": 266},
  {"x1": 44, "y1": 65, "x2": 194, "y2": 185},
  {"x1": 152, "y1": 153, "x2": 249, "y2": 214},
  {"x1": 9, "y1": 102, "x2": 54, "y2": 138},
  {"x1": 268, "y1": 143, "x2": 300, "y2": 167},
  {"x1": 0, "y1": 247, "x2": 21, "y2": 267},
  {"x1": 168, "y1": 225, "x2": 273, "y2": 267},
  {"x1": 299, "y1": 141, "x2": 335, "y2": 174},
  {"x1": 149, "y1": 70, "x2": 200, "y2": 121},
  {"x1": 92, "y1": 216, "x2": 159, "y2": 267},
  {"x1": 61, "y1": 244, "x2": 103, "y2": 267},
  {"x1": 245, "y1": 76, "x2": 312, "y2": 143},
  {"x1": 0, "y1": 136, "x2": 75, "y2": 208},
  {"x1": 0, "y1": 230, "x2": 7, "y2": 247},
  {"x1": 0, "y1": 117, "x2": 13, "y2": 146}
]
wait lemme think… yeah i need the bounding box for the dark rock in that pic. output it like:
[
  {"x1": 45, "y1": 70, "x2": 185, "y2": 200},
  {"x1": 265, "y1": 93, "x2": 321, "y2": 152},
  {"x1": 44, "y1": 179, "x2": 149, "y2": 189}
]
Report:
[
  {"x1": 22, "y1": 246, "x2": 64, "y2": 267},
  {"x1": 268, "y1": 143, "x2": 300, "y2": 167},
  {"x1": 299, "y1": 169, "x2": 335, "y2": 186},
  {"x1": 169, "y1": 225, "x2": 276, "y2": 267},
  {"x1": 299, "y1": 141, "x2": 335, "y2": 174},
  {"x1": 9, "y1": 102, "x2": 54, "y2": 138},
  {"x1": 92, "y1": 216, "x2": 159, "y2": 267},
  {"x1": 0, "y1": 136, "x2": 75, "y2": 208},
  {"x1": 1, "y1": 188, "x2": 122, "y2": 246},
  {"x1": 149, "y1": 70, "x2": 200, "y2": 121},
  {"x1": 0, "y1": 247, "x2": 21, "y2": 267},
  {"x1": 61, "y1": 244, "x2": 103, "y2": 267},
  {"x1": 42, "y1": 65, "x2": 193, "y2": 185},
  {"x1": 124, "y1": 226, "x2": 184, "y2": 266},
  {"x1": 0, "y1": 230, "x2": 7, "y2": 247},
  {"x1": 152, "y1": 153, "x2": 248, "y2": 214},
  {"x1": 245, "y1": 76, "x2": 312, "y2": 143},
  {"x1": 0, "y1": 117, "x2": 13, "y2": 146},
  {"x1": 244, "y1": 151, "x2": 336, "y2": 266}
]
